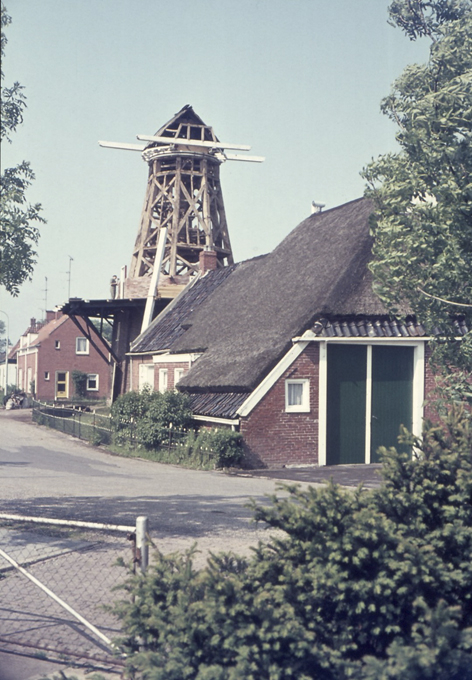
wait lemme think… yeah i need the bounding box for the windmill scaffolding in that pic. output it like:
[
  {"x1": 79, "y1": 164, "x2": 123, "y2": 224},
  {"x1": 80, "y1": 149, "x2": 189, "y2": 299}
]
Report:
[
  {"x1": 100, "y1": 105, "x2": 264, "y2": 303},
  {"x1": 62, "y1": 105, "x2": 264, "y2": 400}
]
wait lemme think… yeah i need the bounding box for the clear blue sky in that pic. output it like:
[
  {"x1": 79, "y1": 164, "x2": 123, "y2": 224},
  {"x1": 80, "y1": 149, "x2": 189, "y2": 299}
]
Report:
[{"x1": 1, "y1": 0, "x2": 430, "y2": 342}]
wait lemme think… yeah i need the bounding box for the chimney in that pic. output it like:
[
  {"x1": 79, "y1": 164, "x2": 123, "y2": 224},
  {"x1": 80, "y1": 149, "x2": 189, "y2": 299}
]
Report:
[
  {"x1": 46, "y1": 310, "x2": 55, "y2": 322},
  {"x1": 311, "y1": 201, "x2": 325, "y2": 214},
  {"x1": 199, "y1": 248, "x2": 218, "y2": 275},
  {"x1": 30, "y1": 318, "x2": 37, "y2": 332}
]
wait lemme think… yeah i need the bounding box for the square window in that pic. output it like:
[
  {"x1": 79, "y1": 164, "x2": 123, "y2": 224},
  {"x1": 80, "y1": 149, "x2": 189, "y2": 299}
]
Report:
[
  {"x1": 87, "y1": 374, "x2": 99, "y2": 391},
  {"x1": 285, "y1": 379, "x2": 310, "y2": 413},
  {"x1": 76, "y1": 337, "x2": 89, "y2": 354}
]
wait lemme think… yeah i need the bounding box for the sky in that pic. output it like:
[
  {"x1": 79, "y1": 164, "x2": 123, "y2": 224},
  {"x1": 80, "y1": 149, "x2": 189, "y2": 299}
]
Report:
[{"x1": 1, "y1": 0, "x2": 430, "y2": 343}]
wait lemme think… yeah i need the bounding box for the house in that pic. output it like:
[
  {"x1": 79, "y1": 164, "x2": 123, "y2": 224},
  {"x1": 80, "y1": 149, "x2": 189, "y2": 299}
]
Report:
[
  {"x1": 123, "y1": 196, "x2": 466, "y2": 468},
  {"x1": 16, "y1": 311, "x2": 111, "y2": 401},
  {"x1": 0, "y1": 343, "x2": 18, "y2": 393}
]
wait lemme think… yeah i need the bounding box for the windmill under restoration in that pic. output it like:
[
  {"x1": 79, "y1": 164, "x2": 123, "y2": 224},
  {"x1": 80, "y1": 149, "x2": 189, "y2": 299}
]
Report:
[{"x1": 99, "y1": 105, "x2": 264, "y2": 296}]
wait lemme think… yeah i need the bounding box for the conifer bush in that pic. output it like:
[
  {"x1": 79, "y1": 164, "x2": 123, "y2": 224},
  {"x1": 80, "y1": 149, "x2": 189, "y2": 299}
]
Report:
[{"x1": 113, "y1": 408, "x2": 472, "y2": 679}]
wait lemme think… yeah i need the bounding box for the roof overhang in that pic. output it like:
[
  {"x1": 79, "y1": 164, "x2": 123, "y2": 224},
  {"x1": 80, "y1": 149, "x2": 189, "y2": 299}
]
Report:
[{"x1": 60, "y1": 297, "x2": 146, "y2": 318}]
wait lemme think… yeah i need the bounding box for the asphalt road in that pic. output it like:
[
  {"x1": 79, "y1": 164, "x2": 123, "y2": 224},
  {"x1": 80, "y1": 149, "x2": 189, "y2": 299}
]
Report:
[
  {"x1": 0, "y1": 409, "x2": 382, "y2": 680},
  {"x1": 0, "y1": 409, "x2": 301, "y2": 537}
]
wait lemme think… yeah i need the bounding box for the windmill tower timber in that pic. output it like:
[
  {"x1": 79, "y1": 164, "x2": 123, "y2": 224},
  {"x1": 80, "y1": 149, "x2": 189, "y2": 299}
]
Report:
[
  {"x1": 132, "y1": 106, "x2": 233, "y2": 281},
  {"x1": 100, "y1": 105, "x2": 264, "y2": 303}
]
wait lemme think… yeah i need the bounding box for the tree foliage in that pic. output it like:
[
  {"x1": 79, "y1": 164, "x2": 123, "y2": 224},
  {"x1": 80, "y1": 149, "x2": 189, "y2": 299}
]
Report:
[
  {"x1": 363, "y1": 0, "x2": 472, "y2": 388},
  {"x1": 0, "y1": 3, "x2": 44, "y2": 296},
  {"x1": 113, "y1": 408, "x2": 472, "y2": 679}
]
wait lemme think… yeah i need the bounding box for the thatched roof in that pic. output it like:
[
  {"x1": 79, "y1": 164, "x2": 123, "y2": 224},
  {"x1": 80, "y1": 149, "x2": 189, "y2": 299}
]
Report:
[
  {"x1": 175, "y1": 197, "x2": 381, "y2": 391},
  {"x1": 130, "y1": 265, "x2": 242, "y2": 353},
  {"x1": 132, "y1": 197, "x2": 386, "y2": 393}
]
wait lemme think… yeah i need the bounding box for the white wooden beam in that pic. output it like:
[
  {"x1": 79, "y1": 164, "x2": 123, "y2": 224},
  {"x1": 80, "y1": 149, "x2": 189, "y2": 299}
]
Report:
[
  {"x1": 137, "y1": 134, "x2": 251, "y2": 151},
  {"x1": 99, "y1": 140, "x2": 146, "y2": 151},
  {"x1": 224, "y1": 153, "x2": 265, "y2": 163}
]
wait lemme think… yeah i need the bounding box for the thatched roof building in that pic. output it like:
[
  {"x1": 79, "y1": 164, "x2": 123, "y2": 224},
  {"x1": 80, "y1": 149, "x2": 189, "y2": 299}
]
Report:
[{"x1": 130, "y1": 197, "x2": 393, "y2": 393}]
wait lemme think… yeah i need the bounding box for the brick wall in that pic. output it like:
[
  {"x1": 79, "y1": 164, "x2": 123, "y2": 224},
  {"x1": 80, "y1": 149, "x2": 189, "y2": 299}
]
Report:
[
  {"x1": 240, "y1": 344, "x2": 319, "y2": 468},
  {"x1": 33, "y1": 320, "x2": 109, "y2": 400}
]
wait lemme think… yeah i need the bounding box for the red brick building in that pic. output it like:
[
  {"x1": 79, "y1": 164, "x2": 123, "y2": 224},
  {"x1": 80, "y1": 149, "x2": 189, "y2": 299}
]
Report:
[
  {"x1": 16, "y1": 311, "x2": 110, "y2": 401},
  {"x1": 125, "y1": 198, "x2": 467, "y2": 468}
]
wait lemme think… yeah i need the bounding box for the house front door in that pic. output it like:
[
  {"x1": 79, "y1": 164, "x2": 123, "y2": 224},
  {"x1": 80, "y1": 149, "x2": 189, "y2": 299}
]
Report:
[
  {"x1": 326, "y1": 345, "x2": 414, "y2": 465},
  {"x1": 56, "y1": 371, "x2": 69, "y2": 399}
]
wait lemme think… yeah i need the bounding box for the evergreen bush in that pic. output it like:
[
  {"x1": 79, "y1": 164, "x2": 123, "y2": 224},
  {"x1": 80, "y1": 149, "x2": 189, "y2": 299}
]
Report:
[{"x1": 113, "y1": 407, "x2": 472, "y2": 679}]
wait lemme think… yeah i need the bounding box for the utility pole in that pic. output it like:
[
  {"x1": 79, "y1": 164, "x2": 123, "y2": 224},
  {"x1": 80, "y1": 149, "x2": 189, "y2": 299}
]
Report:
[{"x1": 0, "y1": 310, "x2": 9, "y2": 394}]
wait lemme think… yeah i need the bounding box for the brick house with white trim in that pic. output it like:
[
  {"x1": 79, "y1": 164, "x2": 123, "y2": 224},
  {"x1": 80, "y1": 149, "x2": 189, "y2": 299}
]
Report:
[
  {"x1": 16, "y1": 311, "x2": 110, "y2": 401},
  {"x1": 125, "y1": 197, "x2": 467, "y2": 468}
]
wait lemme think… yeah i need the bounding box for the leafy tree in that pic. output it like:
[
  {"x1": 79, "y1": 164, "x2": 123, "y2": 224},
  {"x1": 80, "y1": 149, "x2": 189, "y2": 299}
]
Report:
[
  {"x1": 0, "y1": 3, "x2": 44, "y2": 296},
  {"x1": 362, "y1": 0, "x2": 472, "y2": 395},
  {"x1": 113, "y1": 408, "x2": 472, "y2": 679}
]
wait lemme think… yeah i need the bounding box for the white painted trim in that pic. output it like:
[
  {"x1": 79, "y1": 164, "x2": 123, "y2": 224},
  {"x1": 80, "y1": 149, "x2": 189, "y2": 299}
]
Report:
[
  {"x1": 318, "y1": 342, "x2": 327, "y2": 466},
  {"x1": 365, "y1": 345, "x2": 373, "y2": 465},
  {"x1": 192, "y1": 414, "x2": 240, "y2": 427},
  {"x1": 152, "y1": 353, "x2": 198, "y2": 364},
  {"x1": 293, "y1": 331, "x2": 431, "y2": 345},
  {"x1": 412, "y1": 343, "x2": 425, "y2": 440},
  {"x1": 237, "y1": 342, "x2": 309, "y2": 417}
]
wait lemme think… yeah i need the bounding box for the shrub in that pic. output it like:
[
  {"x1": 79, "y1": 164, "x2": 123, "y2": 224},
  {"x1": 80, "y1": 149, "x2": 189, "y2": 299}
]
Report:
[
  {"x1": 111, "y1": 389, "x2": 193, "y2": 448},
  {"x1": 192, "y1": 428, "x2": 243, "y2": 468},
  {"x1": 114, "y1": 407, "x2": 472, "y2": 679},
  {"x1": 71, "y1": 370, "x2": 88, "y2": 399}
]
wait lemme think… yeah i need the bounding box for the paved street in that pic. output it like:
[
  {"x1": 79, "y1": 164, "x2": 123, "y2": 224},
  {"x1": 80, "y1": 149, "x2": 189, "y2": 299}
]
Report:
[
  {"x1": 0, "y1": 409, "x2": 296, "y2": 536},
  {"x1": 0, "y1": 408, "x2": 382, "y2": 679}
]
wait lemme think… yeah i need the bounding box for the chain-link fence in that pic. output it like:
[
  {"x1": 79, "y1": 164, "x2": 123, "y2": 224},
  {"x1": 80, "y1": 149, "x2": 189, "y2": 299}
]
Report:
[{"x1": 0, "y1": 513, "x2": 149, "y2": 672}]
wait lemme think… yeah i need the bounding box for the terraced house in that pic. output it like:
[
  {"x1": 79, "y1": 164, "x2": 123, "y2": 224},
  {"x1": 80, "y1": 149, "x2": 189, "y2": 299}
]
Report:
[{"x1": 127, "y1": 197, "x2": 463, "y2": 467}]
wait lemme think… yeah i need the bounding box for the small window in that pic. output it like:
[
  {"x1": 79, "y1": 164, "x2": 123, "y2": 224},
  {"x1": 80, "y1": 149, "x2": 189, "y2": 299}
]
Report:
[
  {"x1": 55, "y1": 340, "x2": 61, "y2": 350},
  {"x1": 87, "y1": 374, "x2": 99, "y2": 391},
  {"x1": 44, "y1": 371, "x2": 50, "y2": 381},
  {"x1": 159, "y1": 368, "x2": 168, "y2": 394},
  {"x1": 76, "y1": 337, "x2": 89, "y2": 354},
  {"x1": 174, "y1": 368, "x2": 184, "y2": 386},
  {"x1": 285, "y1": 379, "x2": 310, "y2": 413}
]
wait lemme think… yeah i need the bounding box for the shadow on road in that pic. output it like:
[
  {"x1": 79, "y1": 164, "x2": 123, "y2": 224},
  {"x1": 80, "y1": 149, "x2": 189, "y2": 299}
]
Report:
[{"x1": 0, "y1": 493, "x2": 272, "y2": 538}]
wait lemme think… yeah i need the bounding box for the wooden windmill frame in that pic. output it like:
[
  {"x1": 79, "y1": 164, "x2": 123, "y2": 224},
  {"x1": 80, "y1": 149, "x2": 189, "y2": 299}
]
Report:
[{"x1": 100, "y1": 105, "x2": 264, "y2": 284}]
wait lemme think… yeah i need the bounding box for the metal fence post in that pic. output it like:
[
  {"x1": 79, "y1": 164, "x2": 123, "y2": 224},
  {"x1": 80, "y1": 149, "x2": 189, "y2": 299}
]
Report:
[{"x1": 136, "y1": 516, "x2": 149, "y2": 574}]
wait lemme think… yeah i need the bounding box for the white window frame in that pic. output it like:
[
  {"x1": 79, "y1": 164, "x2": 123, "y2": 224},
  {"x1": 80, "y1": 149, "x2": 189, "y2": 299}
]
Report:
[
  {"x1": 158, "y1": 368, "x2": 168, "y2": 394},
  {"x1": 174, "y1": 367, "x2": 184, "y2": 387},
  {"x1": 285, "y1": 379, "x2": 310, "y2": 413},
  {"x1": 76, "y1": 337, "x2": 89, "y2": 355},
  {"x1": 138, "y1": 363, "x2": 155, "y2": 392},
  {"x1": 55, "y1": 340, "x2": 61, "y2": 350},
  {"x1": 44, "y1": 371, "x2": 50, "y2": 381},
  {"x1": 86, "y1": 373, "x2": 99, "y2": 391}
]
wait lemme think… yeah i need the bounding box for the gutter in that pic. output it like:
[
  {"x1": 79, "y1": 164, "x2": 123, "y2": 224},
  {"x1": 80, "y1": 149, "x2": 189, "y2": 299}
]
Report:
[{"x1": 192, "y1": 414, "x2": 239, "y2": 429}]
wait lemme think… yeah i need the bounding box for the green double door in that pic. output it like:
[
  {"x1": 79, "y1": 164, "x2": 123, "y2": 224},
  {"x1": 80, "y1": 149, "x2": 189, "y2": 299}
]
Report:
[{"x1": 326, "y1": 345, "x2": 414, "y2": 465}]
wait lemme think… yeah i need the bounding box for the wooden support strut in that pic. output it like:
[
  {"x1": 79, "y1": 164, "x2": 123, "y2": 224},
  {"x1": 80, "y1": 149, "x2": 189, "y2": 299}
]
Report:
[{"x1": 67, "y1": 314, "x2": 119, "y2": 364}]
